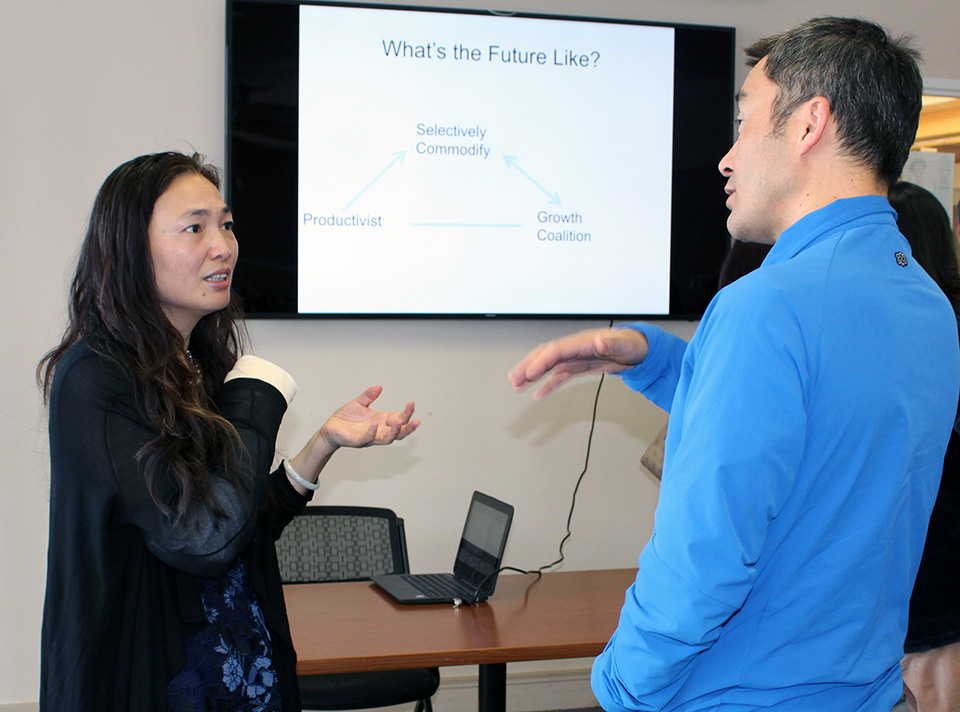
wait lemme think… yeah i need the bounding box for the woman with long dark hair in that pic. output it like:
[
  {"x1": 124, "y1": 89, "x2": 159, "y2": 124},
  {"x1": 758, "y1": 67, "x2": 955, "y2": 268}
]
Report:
[
  {"x1": 38, "y1": 151, "x2": 419, "y2": 711},
  {"x1": 890, "y1": 180, "x2": 960, "y2": 712}
]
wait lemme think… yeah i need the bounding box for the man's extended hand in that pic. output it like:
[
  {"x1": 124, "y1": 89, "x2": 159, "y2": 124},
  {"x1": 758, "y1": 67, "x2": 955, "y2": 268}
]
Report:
[{"x1": 507, "y1": 327, "x2": 649, "y2": 400}]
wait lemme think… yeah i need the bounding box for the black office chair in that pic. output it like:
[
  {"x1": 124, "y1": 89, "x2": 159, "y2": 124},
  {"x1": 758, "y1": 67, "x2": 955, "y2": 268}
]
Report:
[{"x1": 276, "y1": 506, "x2": 440, "y2": 712}]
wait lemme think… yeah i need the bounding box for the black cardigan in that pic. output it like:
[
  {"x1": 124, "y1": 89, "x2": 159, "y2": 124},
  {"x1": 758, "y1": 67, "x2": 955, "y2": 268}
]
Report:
[{"x1": 40, "y1": 337, "x2": 310, "y2": 711}]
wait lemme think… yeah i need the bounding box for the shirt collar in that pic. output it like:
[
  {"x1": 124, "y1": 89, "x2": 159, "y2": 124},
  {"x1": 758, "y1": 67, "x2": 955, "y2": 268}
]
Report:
[{"x1": 763, "y1": 196, "x2": 897, "y2": 267}]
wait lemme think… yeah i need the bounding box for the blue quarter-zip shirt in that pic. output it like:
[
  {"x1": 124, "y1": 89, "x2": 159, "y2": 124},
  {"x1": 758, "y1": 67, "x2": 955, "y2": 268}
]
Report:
[{"x1": 593, "y1": 196, "x2": 960, "y2": 712}]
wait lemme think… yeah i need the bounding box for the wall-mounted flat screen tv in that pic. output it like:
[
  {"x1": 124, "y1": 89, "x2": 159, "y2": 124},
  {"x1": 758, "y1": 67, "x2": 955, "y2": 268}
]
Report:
[{"x1": 227, "y1": 1, "x2": 735, "y2": 318}]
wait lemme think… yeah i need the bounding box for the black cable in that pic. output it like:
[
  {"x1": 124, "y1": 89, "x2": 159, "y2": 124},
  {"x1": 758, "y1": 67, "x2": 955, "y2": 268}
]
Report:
[
  {"x1": 529, "y1": 370, "x2": 605, "y2": 574},
  {"x1": 465, "y1": 341, "x2": 612, "y2": 605}
]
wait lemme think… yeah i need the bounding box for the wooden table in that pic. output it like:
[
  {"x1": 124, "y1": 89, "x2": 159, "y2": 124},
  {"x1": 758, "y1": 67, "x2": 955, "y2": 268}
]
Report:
[{"x1": 283, "y1": 568, "x2": 636, "y2": 712}]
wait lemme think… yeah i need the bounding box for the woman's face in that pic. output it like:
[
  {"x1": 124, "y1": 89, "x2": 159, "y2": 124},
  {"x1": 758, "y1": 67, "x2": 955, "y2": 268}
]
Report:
[{"x1": 148, "y1": 173, "x2": 238, "y2": 342}]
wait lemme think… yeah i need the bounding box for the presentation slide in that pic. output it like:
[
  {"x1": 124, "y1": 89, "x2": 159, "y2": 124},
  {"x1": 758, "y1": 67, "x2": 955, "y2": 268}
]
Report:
[{"x1": 298, "y1": 5, "x2": 675, "y2": 315}]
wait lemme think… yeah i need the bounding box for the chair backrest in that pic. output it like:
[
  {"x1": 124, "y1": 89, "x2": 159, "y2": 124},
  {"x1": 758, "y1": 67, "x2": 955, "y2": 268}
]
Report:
[{"x1": 276, "y1": 505, "x2": 409, "y2": 584}]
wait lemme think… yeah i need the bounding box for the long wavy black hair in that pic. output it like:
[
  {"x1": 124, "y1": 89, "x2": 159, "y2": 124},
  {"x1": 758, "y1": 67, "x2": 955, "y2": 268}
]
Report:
[
  {"x1": 889, "y1": 181, "x2": 960, "y2": 314},
  {"x1": 38, "y1": 151, "x2": 248, "y2": 521}
]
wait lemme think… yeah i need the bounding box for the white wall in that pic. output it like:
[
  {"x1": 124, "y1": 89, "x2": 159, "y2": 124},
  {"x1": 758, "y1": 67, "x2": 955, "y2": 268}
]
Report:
[{"x1": 2, "y1": 0, "x2": 958, "y2": 705}]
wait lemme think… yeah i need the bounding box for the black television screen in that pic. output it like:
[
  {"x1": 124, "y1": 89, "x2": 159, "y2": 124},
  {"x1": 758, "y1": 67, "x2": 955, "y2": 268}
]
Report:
[{"x1": 226, "y1": 1, "x2": 735, "y2": 318}]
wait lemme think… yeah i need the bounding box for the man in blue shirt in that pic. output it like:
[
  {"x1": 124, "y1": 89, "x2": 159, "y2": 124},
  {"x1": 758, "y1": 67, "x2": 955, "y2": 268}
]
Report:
[{"x1": 509, "y1": 17, "x2": 960, "y2": 712}]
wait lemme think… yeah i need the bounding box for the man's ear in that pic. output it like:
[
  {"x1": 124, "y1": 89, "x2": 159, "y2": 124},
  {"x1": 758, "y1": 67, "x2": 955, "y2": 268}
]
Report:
[{"x1": 796, "y1": 96, "x2": 832, "y2": 155}]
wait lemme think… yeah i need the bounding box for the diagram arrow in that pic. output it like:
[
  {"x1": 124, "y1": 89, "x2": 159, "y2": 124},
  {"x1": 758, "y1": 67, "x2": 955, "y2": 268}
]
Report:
[
  {"x1": 342, "y1": 150, "x2": 406, "y2": 211},
  {"x1": 410, "y1": 222, "x2": 524, "y2": 228},
  {"x1": 504, "y1": 155, "x2": 561, "y2": 205}
]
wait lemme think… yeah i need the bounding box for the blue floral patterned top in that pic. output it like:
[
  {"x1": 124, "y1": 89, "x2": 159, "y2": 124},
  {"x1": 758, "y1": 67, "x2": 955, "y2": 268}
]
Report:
[{"x1": 167, "y1": 559, "x2": 282, "y2": 711}]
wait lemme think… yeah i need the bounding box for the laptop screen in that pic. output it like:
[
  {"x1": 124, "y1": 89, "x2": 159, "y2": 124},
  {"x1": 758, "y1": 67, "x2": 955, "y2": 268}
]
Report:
[{"x1": 454, "y1": 492, "x2": 514, "y2": 589}]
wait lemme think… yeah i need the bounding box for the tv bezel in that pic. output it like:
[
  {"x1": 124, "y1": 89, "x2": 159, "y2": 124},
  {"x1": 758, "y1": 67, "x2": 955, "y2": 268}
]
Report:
[{"x1": 226, "y1": 0, "x2": 736, "y2": 320}]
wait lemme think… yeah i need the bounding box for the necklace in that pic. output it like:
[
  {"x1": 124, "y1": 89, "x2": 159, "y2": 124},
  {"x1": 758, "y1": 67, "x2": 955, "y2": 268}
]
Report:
[{"x1": 185, "y1": 349, "x2": 202, "y2": 384}]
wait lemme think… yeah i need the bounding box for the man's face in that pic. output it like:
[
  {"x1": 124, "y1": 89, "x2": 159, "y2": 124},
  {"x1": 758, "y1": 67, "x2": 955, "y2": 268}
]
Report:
[{"x1": 718, "y1": 57, "x2": 800, "y2": 244}]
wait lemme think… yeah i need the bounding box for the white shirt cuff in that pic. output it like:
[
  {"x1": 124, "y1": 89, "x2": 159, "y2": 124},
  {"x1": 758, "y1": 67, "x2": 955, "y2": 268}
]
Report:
[{"x1": 225, "y1": 355, "x2": 298, "y2": 406}]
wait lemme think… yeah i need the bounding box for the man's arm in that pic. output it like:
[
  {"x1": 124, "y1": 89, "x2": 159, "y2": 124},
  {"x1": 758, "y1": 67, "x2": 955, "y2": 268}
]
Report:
[
  {"x1": 508, "y1": 324, "x2": 688, "y2": 412},
  {"x1": 592, "y1": 286, "x2": 807, "y2": 710}
]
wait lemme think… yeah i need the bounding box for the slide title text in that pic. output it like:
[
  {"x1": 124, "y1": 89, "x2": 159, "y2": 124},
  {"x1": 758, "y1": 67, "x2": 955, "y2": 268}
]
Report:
[{"x1": 382, "y1": 40, "x2": 600, "y2": 67}]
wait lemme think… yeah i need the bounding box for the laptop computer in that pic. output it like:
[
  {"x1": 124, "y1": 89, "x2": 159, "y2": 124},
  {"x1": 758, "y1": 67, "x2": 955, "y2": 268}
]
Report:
[{"x1": 372, "y1": 491, "x2": 514, "y2": 605}]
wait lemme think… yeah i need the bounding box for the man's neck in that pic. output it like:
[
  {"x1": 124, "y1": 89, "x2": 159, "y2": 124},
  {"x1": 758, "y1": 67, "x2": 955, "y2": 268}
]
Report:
[{"x1": 790, "y1": 160, "x2": 887, "y2": 227}]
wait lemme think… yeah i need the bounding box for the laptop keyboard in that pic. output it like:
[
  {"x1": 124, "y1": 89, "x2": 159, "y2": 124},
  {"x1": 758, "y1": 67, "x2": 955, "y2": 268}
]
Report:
[{"x1": 401, "y1": 573, "x2": 468, "y2": 598}]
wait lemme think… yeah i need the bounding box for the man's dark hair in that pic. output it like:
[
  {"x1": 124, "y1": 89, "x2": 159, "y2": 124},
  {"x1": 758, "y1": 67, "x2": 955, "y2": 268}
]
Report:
[{"x1": 746, "y1": 17, "x2": 922, "y2": 190}]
